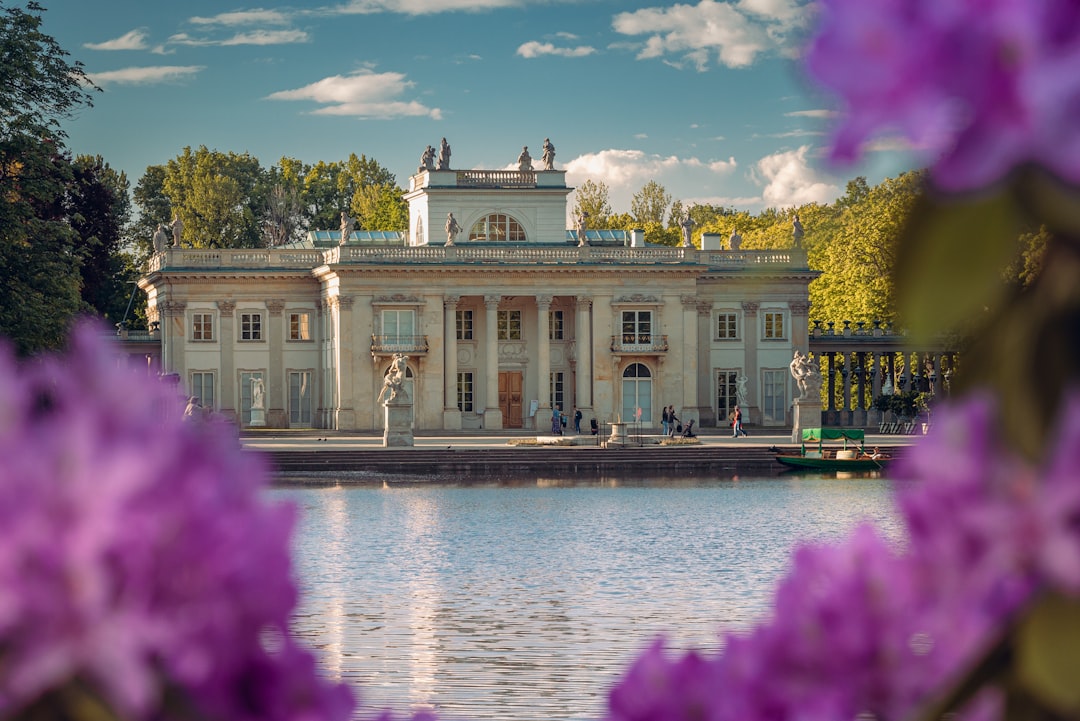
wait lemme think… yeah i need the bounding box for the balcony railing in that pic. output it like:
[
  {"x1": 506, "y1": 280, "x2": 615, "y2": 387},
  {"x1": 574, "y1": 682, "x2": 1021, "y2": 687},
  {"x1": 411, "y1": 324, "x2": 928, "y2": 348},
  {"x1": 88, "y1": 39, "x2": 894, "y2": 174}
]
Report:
[
  {"x1": 371, "y1": 334, "x2": 429, "y2": 355},
  {"x1": 610, "y1": 334, "x2": 669, "y2": 354}
]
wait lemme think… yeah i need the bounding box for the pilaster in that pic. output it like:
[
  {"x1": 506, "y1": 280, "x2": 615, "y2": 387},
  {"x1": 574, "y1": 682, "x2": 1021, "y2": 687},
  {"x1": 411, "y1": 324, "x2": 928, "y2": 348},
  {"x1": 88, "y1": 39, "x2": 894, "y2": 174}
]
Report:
[
  {"x1": 442, "y1": 295, "x2": 462, "y2": 429},
  {"x1": 483, "y1": 294, "x2": 503, "y2": 429},
  {"x1": 266, "y1": 299, "x2": 286, "y2": 428},
  {"x1": 216, "y1": 300, "x2": 235, "y2": 418}
]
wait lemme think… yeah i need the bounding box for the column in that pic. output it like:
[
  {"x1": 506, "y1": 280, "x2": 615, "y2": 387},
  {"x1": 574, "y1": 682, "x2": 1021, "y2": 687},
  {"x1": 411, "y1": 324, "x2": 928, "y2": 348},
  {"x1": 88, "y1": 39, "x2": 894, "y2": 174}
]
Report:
[
  {"x1": 266, "y1": 299, "x2": 285, "y2": 428},
  {"x1": 217, "y1": 300, "x2": 235, "y2": 420},
  {"x1": 741, "y1": 302, "x2": 759, "y2": 424},
  {"x1": 443, "y1": 295, "x2": 462, "y2": 429},
  {"x1": 696, "y1": 302, "x2": 715, "y2": 426},
  {"x1": 575, "y1": 296, "x2": 593, "y2": 414},
  {"x1": 334, "y1": 296, "x2": 356, "y2": 430},
  {"x1": 855, "y1": 351, "x2": 867, "y2": 426},
  {"x1": 483, "y1": 294, "x2": 503, "y2": 429},
  {"x1": 788, "y1": 301, "x2": 811, "y2": 356},
  {"x1": 842, "y1": 352, "x2": 852, "y2": 424},
  {"x1": 680, "y1": 295, "x2": 700, "y2": 424},
  {"x1": 536, "y1": 295, "x2": 552, "y2": 427},
  {"x1": 161, "y1": 300, "x2": 187, "y2": 378}
]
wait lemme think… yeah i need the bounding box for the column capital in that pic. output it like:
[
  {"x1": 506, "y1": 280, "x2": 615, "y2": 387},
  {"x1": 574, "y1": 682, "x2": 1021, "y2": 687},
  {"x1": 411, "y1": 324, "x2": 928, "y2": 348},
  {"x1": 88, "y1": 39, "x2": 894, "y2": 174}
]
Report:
[
  {"x1": 266, "y1": 299, "x2": 286, "y2": 317},
  {"x1": 484, "y1": 294, "x2": 501, "y2": 309},
  {"x1": 575, "y1": 296, "x2": 593, "y2": 310},
  {"x1": 216, "y1": 300, "x2": 235, "y2": 317},
  {"x1": 788, "y1": 300, "x2": 811, "y2": 316},
  {"x1": 162, "y1": 300, "x2": 187, "y2": 317},
  {"x1": 741, "y1": 301, "x2": 759, "y2": 316},
  {"x1": 696, "y1": 302, "x2": 712, "y2": 317},
  {"x1": 535, "y1": 294, "x2": 553, "y2": 309},
  {"x1": 681, "y1": 294, "x2": 698, "y2": 309},
  {"x1": 337, "y1": 295, "x2": 355, "y2": 309},
  {"x1": 443, "y1": 294, "x2": 460, "y2": 309}
]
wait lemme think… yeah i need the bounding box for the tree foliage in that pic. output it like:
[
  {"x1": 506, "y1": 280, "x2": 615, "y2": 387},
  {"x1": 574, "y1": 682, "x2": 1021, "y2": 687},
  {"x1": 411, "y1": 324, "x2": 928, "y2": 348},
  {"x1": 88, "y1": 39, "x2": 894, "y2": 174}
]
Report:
[
  {"x1": 630, "y1": 180, "x2": 671, "y2": 226},
  {"x1": 572, "y1": 179, "x2": 612, "y2": 227}
]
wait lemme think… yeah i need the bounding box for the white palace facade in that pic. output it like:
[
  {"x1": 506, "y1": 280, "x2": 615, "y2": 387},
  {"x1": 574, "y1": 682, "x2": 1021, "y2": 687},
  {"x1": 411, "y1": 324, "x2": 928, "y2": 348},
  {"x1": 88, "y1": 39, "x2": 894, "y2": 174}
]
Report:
[{"x1": 139, "y1": 163, "x2": 818, "y2": 432}]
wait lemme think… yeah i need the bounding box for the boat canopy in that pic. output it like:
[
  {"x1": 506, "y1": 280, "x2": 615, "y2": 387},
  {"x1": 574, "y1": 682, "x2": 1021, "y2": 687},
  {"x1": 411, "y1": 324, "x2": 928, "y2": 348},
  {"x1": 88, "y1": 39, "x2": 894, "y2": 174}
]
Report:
[{"x1": 801, "y1": 428, "x2": 865, "y2": 442}]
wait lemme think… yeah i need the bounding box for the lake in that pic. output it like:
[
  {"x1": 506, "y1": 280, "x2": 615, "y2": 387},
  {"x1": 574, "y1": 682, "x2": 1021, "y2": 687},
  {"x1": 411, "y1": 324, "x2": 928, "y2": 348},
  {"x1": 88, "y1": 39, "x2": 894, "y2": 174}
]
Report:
[{"x1": 276, "y1": 474, "x2": 903, "y2": 721}]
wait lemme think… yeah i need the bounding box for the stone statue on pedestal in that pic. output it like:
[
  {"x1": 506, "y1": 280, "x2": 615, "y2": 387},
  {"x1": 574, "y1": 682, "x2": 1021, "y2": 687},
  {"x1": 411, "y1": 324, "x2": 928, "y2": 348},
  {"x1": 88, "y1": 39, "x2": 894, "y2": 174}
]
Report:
[
  {"x1": 445, "y1": 212, "x2": 461, "y2": 246},
  {"x1": 437, "y1": 138, "x2": 451, "y2": 170},
  {"x1": 541, "y1": 138, "x2": 555, "y2": 170},
  {"x1": 517, "y1": 146, "x2": 533, "y2": 171}
]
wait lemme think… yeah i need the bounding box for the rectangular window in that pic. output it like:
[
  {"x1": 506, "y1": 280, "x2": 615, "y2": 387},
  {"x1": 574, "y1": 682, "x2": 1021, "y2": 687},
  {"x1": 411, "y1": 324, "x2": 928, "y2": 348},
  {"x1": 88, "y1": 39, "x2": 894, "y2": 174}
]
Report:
[
  {"x1": 192, "y1": 313, "x2": 214, "y2": 342},
  {"x1": 762, "y1": 369, "x2": 787, "y2": 425},
  {"x1": 716, "y1": 312, "x2": 738, "y2": 340},
  {"x1": 763, "y1": 311, "x2": 785, "y2": 340},
  {"x1": 240, "y1": 313, "x2": 263, "y2": 341},
  {"x1": 239, "y1": 371, "x2": 264, "y2": 425},
  {"x1": 456, "y1": 310, "x2": 473, "y2": 340},
  {"x1": 289, "y1": 371, "x2": 313, "y2": 425},
  {"x1": 716, "y1": 370, "x2": 738, "y2": 421},
  {"x1": 550, "y1": 371, "x2": 565, "y2": 412},
  {"x1": 549, "y1": 310, "x2": 564, "y2": 340},
  {"x1": 457, "y1": 371, "x2": 474, "y2": 412},
  {"x1": 621, "y1": 310, "x2": 652, "y2": 345},
  {"x1": 498, "y1": 310, "x2": 522, "y2": 340},
  {"x1": 189, "y1": 371, "x2": 215, "y2": 410},
  {"x1": 382, "y1": 309, "x2": 415, "y2": 340},
  {"x1": 289, "y1": 312, "x2": 311, "y2": 341}
]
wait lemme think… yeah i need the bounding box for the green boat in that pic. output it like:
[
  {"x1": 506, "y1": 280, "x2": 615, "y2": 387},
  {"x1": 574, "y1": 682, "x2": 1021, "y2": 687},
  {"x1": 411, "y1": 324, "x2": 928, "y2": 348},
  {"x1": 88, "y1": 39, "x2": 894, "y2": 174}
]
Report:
[{"x1": 774, "y1": 428, "x2": 891, "y2": 472}]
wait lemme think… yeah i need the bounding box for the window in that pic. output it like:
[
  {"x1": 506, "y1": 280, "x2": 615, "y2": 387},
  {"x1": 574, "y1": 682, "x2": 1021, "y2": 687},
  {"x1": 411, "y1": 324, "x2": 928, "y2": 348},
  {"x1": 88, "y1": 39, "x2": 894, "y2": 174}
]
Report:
[
  {"x1": 621, "y1": 311, "x2": 652, "y2": 345},
  {"x1": 289, "y1": 312, "x2": 311, "y2": 341},
  {"x1": 498, "y1": 310, "x2": 522, "y2": 340},
  {"x1": 192, "y1": 313, "x2": 214, "y2": 341},
  {"x1": 416, "y1": 215, "x2": 424, "y2": 246},
  {"x1": 621, "y1": 362, "x2": 653, "y2": 423},
  {"x1": 763, "y1": 311, "x2": 786, "y2": 340},
  {"x1": 716, "y1": 370, "x2": 738, "y2": 421},
  {"x1": 382, "y1": 309, "x2": 415, "y2": 341},
  {"x1": 549, "y1": 310, "x2": 564, "y2": 340},
  {"x1": 189, "y1": 371, "x2": 215, "y2": 409},
  {"x1": 550, "y1": 371, "x2": 565, "y2": 412},
  {"x1": 468, "y1": 213, "x2": 526, "y2": 242},
  {"x1": 456, "y1": 310, "x2": 473, "y2": 340},
  {"x1": 762, "y1": 369, "x2": 787, "y2": 425},
  {"x1": 716, "y1": 312, "x2": 738, "y2": 340},
  {"x1": 289, "y1": 371, "x2": 312, "y2": 426},
  {"x1": 240, "y1": 313, "x2": 262, "y2": 341},
  {"x1": 457, "y1": 371, "x2": 474, "y2": 412},
  {"x1": 239, "y1": 371, "x2": 264, "y2": 425}
]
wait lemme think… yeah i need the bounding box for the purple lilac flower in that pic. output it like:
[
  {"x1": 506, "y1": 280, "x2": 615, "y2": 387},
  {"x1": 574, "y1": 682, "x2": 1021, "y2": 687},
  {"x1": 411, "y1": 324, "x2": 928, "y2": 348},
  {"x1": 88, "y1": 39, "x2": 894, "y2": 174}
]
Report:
[
  {"x1": 606, "y1": 394, "x2": 1080, "y2": 721},
  {"x1": 0, "y1": 323, "x2": 354, "y2": 721},
  {"x1": 805, "y1": 0, "x2": 1080, "y2": 190}
]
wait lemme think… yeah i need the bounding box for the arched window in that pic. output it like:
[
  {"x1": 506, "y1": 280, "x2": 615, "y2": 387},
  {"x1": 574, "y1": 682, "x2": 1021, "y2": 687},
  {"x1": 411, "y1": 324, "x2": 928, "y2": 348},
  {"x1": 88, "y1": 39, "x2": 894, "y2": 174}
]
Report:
[
  {"x1": 468, "y1": 213, "x2": 526, "y2": 242},
  {"x1": 621, "y1": 363, "x2": 653, "y2": 423},
  {"x1": 415, "y1": 216, "x2": 424, "y2": 246}
]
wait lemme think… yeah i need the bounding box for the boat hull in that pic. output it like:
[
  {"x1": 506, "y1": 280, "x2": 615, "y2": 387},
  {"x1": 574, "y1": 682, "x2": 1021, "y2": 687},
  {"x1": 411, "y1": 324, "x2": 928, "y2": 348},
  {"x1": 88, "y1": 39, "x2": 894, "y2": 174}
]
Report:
[{"x1": 774, "y1": 454, "x2": 889, "y2": 472}]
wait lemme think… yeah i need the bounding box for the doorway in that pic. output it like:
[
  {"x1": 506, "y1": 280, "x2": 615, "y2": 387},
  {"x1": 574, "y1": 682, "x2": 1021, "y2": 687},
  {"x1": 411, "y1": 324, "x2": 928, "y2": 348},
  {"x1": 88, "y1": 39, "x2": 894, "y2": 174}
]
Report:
[{"x1": 499, "y1": 371, "x2": 523, "y2": 428}]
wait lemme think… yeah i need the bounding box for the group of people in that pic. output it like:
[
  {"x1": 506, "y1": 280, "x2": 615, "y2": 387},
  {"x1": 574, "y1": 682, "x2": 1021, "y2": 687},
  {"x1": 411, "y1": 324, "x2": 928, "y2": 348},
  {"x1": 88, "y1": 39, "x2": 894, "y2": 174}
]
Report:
[
  {"x1": 551, "y1": 405, "x2": 584, "y2": 435},
  {"x1": 661, "y1": 405, "x2": 696, "y2": 438}
]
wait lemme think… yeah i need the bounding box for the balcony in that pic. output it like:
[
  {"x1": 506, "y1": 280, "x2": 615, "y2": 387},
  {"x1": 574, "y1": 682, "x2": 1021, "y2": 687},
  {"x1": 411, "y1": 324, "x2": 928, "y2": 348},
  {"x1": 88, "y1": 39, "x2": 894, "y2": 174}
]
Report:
[
  {"x1": 371, "y1": 334, "x2": 429, "y2": 357},
  {"x1": 610, "y1": 334, "x2": 669, "y2": 355}
]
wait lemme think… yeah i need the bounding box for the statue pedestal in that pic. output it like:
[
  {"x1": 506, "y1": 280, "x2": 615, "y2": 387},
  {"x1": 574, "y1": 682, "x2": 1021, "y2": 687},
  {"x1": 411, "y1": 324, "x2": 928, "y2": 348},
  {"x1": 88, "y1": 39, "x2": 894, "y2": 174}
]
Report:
[
  {"x1": 383, "y1": 398, "x2": 414, "y2": 447},
  {"x1": 249, "y1": 407, "x2": 266, "y2": 427},
  {"x1": 607, "y1": 422, "x2": 629, "y2": 447},
  {"x1": 791, "y1": 399, "x2": 822, "y2": 443}
]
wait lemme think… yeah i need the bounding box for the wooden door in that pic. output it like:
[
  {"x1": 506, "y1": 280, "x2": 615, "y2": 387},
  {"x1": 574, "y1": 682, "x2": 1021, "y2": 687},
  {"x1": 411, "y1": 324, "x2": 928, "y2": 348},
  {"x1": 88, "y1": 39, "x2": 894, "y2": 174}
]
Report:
[{"x1": 499, "y1": 371, "x2": 523, "y2": 428}]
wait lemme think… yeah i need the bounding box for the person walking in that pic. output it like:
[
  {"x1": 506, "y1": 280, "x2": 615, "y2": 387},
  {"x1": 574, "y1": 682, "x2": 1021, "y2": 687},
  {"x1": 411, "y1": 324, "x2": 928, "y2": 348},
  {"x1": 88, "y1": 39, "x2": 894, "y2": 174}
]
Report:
[
  {"x1": 573, "y1": 407, "x2": 583, "y2": 434},
  {"x1": 661, "y1": 405, "x2": 670, "y2": 436},
  {"x1": 733, "y1": 405, "x2": 748, "y2": 437}
]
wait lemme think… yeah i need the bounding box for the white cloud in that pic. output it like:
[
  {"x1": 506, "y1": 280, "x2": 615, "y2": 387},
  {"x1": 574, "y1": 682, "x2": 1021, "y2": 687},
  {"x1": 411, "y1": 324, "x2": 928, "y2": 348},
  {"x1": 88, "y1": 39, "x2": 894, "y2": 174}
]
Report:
[
  {"x1": 86, "y1": 65, "x2": 205, "y2": 86},
  {"x1": 612, "y1": 0, "x2": 809, "y2": 70},
  {"x1": 168, "y1": 30, "x2": 309, "y2": 46},
  {"x1": 84, "y1": 29, "x2": 149, "y2": 51},
  {"x1": 189, "y1": 9, "x2": 292, "y2": 25},
  {"x1": 785, "y1": 109, "x2": 837, "y2": 119},
  {"x1": 753, "y1": 145, "x2": 840, "y2": 207},
  {"x1": 266, "y1": 70, "x2": 442, "y2": 119},
  {"x1": 564, "y1": 148, "x2": 739, "y2": 213},
  {"x1": 516, "y1": 41, "x2": 597, "y2": 58},
  {"x1": 329, "y1": 0, "x2": 520, "y2": 14}
]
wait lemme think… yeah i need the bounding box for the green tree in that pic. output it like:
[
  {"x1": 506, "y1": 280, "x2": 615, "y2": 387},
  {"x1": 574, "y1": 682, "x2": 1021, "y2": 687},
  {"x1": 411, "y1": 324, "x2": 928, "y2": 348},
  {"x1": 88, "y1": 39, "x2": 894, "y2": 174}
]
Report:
[
  {"x1": 0, "y1": 1, "x2": 98, "y2": 354},
  {"x1": 351, "y1": 183, "x2": 407, "y2": 232},
  {"x1": 67, "y1": 154, "x2": 133, "y2": 321},
  {"x1": 571, "y1": 179, "x2": 612, "y2": 226},
  {"x1": 129, "y1": 165, "x2": 172, "y2": 260},
  {"x1": 630, "y1": 180, "x2": 671, "y2": 226},
  {"x1": 163, "y1": 146, "x2": 265, "y2": 248}
]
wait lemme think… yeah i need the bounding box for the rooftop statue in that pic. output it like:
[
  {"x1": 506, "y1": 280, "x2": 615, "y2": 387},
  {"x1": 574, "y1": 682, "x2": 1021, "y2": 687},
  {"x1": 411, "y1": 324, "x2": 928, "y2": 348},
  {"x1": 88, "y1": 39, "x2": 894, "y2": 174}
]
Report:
[
  {"x1": 729, "y1": 228, "x2": 742, "y2": 250},
  {"x1": 340, "y1": 211, "x2": 355, "y2": 245},
  {"x1": 576, "y1": 211, "x2": 589, "y2": 247},
  {"x1": 678, "y1": 214, "x2": 695, "y2": 248},
  {"x1": 541, "y1": 138, "x2": 555, "y2": 170},
  {"x1": 517, "y1": 146, "x2": 533, "y2": 172},
  {"x1": 419, "y1": 145, "x2": 435, "y2": 172},
  {"x1": 437, "y1": 137, "x2": 451, "y2": 170},
  {"x1": 445, "y1": 212, "x2": 461, "y2": 246},
  {"x1": 153, "y1": 224, "x2": 169, "y2": 253},
  {"x1": 792, "y1": 213, "x2": 805, "y2": 247}
]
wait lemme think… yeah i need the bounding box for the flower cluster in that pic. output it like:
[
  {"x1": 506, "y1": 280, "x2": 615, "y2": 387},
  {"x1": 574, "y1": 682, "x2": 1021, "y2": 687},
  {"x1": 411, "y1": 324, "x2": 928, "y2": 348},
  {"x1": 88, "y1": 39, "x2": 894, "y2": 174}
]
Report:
[
  {"x1": 805, "y1": 0, "x2": 1080, "y2": 190},
  {"x1": 0, "y1": 324, "x2": 354, "y2": 721},
  {"x1": 604, "y1": 395, "x2": 1080, "y2": 721}
]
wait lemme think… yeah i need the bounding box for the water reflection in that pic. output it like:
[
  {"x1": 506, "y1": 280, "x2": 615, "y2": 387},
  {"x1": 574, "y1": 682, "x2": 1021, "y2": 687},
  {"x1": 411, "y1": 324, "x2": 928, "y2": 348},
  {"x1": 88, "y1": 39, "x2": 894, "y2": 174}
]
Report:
[{"x1": 278, "y1": 475, "x2": 901, "y2": 721}]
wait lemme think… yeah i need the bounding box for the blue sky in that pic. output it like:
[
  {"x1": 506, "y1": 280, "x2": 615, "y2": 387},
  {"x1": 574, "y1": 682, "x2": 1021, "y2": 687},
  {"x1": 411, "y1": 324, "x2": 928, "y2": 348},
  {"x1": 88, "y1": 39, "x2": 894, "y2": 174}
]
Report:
[{"x1": 42, "y1": 0, "x2": 914, "y2": 219}]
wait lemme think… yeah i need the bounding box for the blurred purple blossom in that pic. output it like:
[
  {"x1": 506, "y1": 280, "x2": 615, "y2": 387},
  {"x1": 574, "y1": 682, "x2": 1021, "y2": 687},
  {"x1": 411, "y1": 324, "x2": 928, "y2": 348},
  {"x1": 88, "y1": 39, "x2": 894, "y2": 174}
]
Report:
[
  {"x1": 805, "y1": 0, "x2": 1080, "y2": 190},
  {"x1": 0, "y1": 324, "x2": 354, "y2": 721},
  {"x1": 606, "y1": 394, "x2": 1080, "y2": 721}
]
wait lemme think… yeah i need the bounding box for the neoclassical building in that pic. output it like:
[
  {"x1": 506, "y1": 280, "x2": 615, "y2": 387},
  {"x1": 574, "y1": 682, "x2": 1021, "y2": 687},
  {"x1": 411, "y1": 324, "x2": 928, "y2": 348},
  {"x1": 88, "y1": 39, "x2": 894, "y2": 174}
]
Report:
[{"x1": 140, "y1": 161, "x2": 818, "y2": 432}]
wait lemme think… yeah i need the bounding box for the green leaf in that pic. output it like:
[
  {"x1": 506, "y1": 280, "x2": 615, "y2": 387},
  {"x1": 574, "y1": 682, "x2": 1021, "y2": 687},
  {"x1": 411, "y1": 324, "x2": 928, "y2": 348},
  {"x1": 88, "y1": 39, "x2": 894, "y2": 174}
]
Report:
[
  {"x1": 1016, "y1": 591, "x2": 1080, "y2": 714},
  {"x1": 894, "y1": 191, "x2": 1022, "y2": 341}
]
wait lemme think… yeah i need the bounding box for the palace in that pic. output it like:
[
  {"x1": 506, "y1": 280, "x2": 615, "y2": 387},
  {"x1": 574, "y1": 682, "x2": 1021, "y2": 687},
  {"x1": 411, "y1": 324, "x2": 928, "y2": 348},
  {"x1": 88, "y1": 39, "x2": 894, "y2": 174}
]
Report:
[{"x1": 139, "y1": 159, "x2": 818, "y2": 432}]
